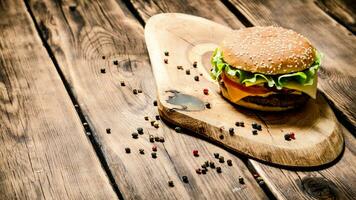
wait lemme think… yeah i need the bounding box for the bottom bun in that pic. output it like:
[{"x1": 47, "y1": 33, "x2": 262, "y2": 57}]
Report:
[{"x1": 220, "y1": 83, "x2": 308, "y2": 112}]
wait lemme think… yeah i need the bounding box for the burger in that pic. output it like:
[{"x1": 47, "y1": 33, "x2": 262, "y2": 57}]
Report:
[{"x1": 211, "y1": 26, "x2": 321, "y2": 111}]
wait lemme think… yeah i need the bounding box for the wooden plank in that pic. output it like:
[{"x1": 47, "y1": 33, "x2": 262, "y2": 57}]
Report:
[
  {"x1": 226, "y1": 0, "x2": 356, "y2": 132},
  {"x1": 28, "y1": 0, "x2": 268, "y2": 199},
  {"x1": 129, "y1": 0, "x2": 356, "y2": 199},
  {"x1": 316, "y1": 0, "x2": 356, "y2": 34},
  {"x1": 145, "y1": 13, "x2": 343, "y2": 167},
  {"x1": 0, "y1": 0, "x2": 117, "y2": 199}
]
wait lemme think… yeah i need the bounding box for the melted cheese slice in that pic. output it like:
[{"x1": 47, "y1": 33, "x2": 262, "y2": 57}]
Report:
[
  {"x1": 283, "y1": 76, "x2": 318, "y2": 99},
  {"x1": 224, "y1": 81, "x2": 276, "y2": 102}
]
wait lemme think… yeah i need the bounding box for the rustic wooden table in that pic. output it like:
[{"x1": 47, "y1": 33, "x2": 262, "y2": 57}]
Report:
[{"x1": 1, "y1": 0, "x2": 355, "y2": 199}]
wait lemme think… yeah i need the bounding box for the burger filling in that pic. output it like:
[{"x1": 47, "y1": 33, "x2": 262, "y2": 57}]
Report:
[{"x1": 211, "y1": 48, "x2": 321, "y2": 102}]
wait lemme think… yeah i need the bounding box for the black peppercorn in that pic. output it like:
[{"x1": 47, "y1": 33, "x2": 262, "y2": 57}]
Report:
[
  {"x1": 155, "y1": 115, "x2": 160, "y2": 120},
  {"x1": 256, "y1": 124, "x2": 262, "y2": 131},
  {"x1": 219, "y1": 134, "x2": 224, "y2": 140},
  {"x1": 113, "y1": 60, "x2": 118, "y2": 65},
  {"x1": 151, "y1": 120, "x2": 156, "y2": 126},
  {"x1": 196, "y1": 169, "x2": 201, "y2": 174},
  {"x1": 151, "y1": 152, "x2": 157, "y2": 158},
  {"x1": 185, "y1": 69, "x2": 190, "y2": 75},
  {"x1": 139, "y1": 149, "x2": 144, "y2": 154},
  {"x1": 153, "y1": 100, "x2": 158, "y2": 106},
  {"x1": 216, "y1": 167, "x2": 222, "y2": 173},
  {"x1": 252, "y1": 122, "x2": 258, "y2": 129},
  {"x1": 202, "y1": 169, "x2": 207, "y2": 174},
  {"x1": 164, "y1": 51, "x2": 169, "y2": 56},
  {"x1": 194, "y1": 76, "x2": 199, "y2": 81},
  {"x1": 239, "y1": 176, "x2": 245, "y2": 184},
  {"x1": 193, "y1": 61, "x2": 197, "y2": 68},
  {"x1": 159, "y1": 137, "x2": 165, "y2": 143},
  {"x1": 240, "y1": 122, "x2": 245, "y2": 127},
  {"x1": 174, "y1": 126, "x2": 182, "y2": 133},
  {"x1": 137, "y1": 89, "x2": 142, "y2": 93},
  {"x1": 213, "y1": 153, "x2": 219, "y2": 159},
  {"x1": 168, "y1": 180, "x2": 174, "y2": 187},
  {"x1": 149, "y1": 135, "x2": 154, "y2": 143},
  {"x1": 154, "y1": 136, "x2": 160, "y2": 142},
  {"x1": 102, "y1": 56, "x2": 105, "y2": 59},
  {"x1": 125, "y1": 147, "x2": 131, "y2": 153},
  {"x1": 182, "y1": 176, "x2": 188, "y2": 183},
  {"x1": 219, "y1": 156, "x2": 224, "y2": 163},
  {"x1": 164, "y1": 59, "x2": 168, "y2": 64},
  {"x1": 284, "y1": 133, "x2": 291, "y2": 141},
  {"x1": 252, "y1": 130, "x2": 258, "y2": 135},
  {"x1": 205, "y1": 103, "x2": 211, "y2": 109},
  {"x1": 209, "y1": 161, "x2": 215, "y2": 168},
  {"x1": 133, "y1": 89, "x2": 138, "y2": 94},
  {"x1": 205, "y1": 161, "x2": 209, "y2": 167},
  {"x1": 137, "y1": 127, "x2": 143, "y2": 135},
  {"x1": 132, "y1": 132, "x2": 138, "y2": 139},
  {"x1": 144, "y1": 116, "x2": 149, "y2": 121},
  {"x1": 229, "y1": 128, "x2": 234, "y2": 136},
  {"x1": 227, "y1": 159, "x2": 232, "y2": 166},
  {"x1": 177, "y1": 66, "x2": 183, "y2": 70},
  {"x1": 235, "y1": 122, "x2": 240, "y2": 127},
  {"x1": 120, "y1": 81, "x2": 125, "y2": 86},
  {"x1": 106, "y1": 128, "x2": 111, "y2": 134},
  {"x1": 100, "y1": 68, "x2": 106, "y2": 73}
]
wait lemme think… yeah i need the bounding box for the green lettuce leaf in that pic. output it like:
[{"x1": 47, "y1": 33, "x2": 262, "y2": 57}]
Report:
[{"x1": 211, "y1": 48, "x2": 321, "y2": 90}]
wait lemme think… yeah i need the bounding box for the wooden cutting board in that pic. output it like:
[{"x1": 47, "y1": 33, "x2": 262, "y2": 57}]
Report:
[{"x1": 144, "y1": 13, "x2": 344, "y2": 167}]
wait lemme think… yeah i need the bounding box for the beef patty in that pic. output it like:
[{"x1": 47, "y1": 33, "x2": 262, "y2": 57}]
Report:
[{"x1": 242, "y1": 93, "x2": 309, "y2": 107}]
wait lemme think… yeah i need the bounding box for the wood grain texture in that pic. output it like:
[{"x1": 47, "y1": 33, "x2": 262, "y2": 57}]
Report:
[
  {"x1": 227, "y1": 0, "x2": 356, "y2": 132},
  {"x1": 129, "y1": 0, "x2": 356, "y2": 199},
  {"x1": 0, "y1": 0, "x2": 117, "y2": 199},
  {"x1": 145, "y1": 13, "x2": 344, "y2": 167},
  {"x1": 28, "y1": 0, "x2": 267, "y2": 199},
  {"x1": 316, "y1": 0, "x2": 356, "y2": 34}
]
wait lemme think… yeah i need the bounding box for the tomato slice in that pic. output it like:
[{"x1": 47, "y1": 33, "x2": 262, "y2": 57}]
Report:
[{"x1": 221, "y1": 72, "x2": 271, "y2": 94}]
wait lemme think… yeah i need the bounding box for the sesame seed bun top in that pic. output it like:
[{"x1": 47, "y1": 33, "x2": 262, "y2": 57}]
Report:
[{"x1": 220, "y1": 26, "x2": 317, "y2": 75}]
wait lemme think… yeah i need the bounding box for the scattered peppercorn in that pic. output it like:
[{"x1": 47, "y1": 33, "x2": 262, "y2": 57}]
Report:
[
  {"x1": 213, "y1": 153, "x2": 219, "y2": 159},
  {"x1": 132, "y1": 132, "x2": 138, "y2": 139},
  {"x1": 150, "y1": 120, "x2": 156, "y2": 126},
  {"x1": 113, "y1": 60, "x2": 118, "y2": 65},
  {"x1": 182, "y1": 176, "x2": 188, "y2": 183},
  {"x1": 106, "y1": 128, "x2": 111, "y2": 134},
  {"x1": 102, "y1": 56, "x2": 105, "y2": 59},
  {"x1": 193, "y1": 61, "x2": 197, "y2": 68},
  {"x1": 154, "y1": 136, "x2": 160, "y2": 142},
  {"x1": 256, "y1": 124, "x2": 262, "y2": 131},
  {"x1": 205, "y1": 103, "x2": 211, "y2": 109},
  {"x1": 153, "y1": 100, "x2": 158, "y2": 106},
  {"x1": 174, "y1": 126, "x2": 182, "y2": 133},
  {"x1": 203, "y1": 88, "x2": 209, "y2": 95},
  {"x1": 240, "y1": 122, "x2": 245, "y2": 127},
  {"x1": 144, "y1": 116, "x2": 149, "y2": 121},
  {"x1": 185, "y1": 69, "x2": 190, "y2": 75},
  {"x1": 201, "y1": 164, "x2": 207, "y2": 169},
  {"x1": 209, "y1": 161, "x2": 215, "y2": 168},
  {"x1": 152, "y1": 145, "x2": 157, "y2": 152},
  {"x1": 219, "y1": 134, "x2": 224, "y2": 140},
  {"x1": 151, "y1": 152, "x2": 157, "y2": 158},
  {"x1": 139, "y1": 149, "x2": 145, "y2": 154},
  {"x1": 100, "y1": 68, "x2": 106, "y2": 73},
  {"x1": 149, "y1": 135, "x2": 154, "y2": 143},
  {"x1": 204, "y1": 161, "x2": 209, "y2": 167},
  {"x1": 155, "y1": 115, "x2": 160, "y2": 120},
  {"x1": 159, "y1": 137, "x2": 165, "y2": 143},
  {"x1": 252, "y1": 130, "x2": 258, "y2": 135},
  {"x1": 202, "y1": 169, "x2": 207, "y2": 174},
  {"x1": 69, "y1": 4, "x2": 76, "y2": 11},
  {"x1": 164, "y1": 59, "x2": 168, "y2": 64},
  {"x1": 227, "y1": 159, "x2": 232, "y2": 166},
  {"x1": 229, "y1": 128, "x2": 234, "y2": 136},
  {"x1": 133, "y1": 89, "x2": 138, "y2": 94},
  {"x1": 216, "y1": 167, "x2": 222, "y2": 173},
  {"x1": 177, "y1": 65, "x2": 183, "y2": 70},
  {"x1": 120, "y1": 81, "x2": 125, "y2": 86},
  {"x1": 196, "y1": 168, "x2": 202, "y2": 174},
  {"x1": 239, "y1": 176, "x2": 245, "y2": 184},
  {"x1": 125, "y1": 147, "x2": 131, "y2": 153},
  {"x1": 284, "y1": 133, "x2": 291, "y2": 141},
  {"x1": 153, "y1": 122, "x2": 159, "y2": 128},
  {"x1": 137, "y1": 127, "x2": 143, "y2": 135},
  {"x1": 168, "y1": 181, "x2": 174, "y2": 187},
  {"x1": 252, "y1": 122, "x2": 258, "y2": 129},
  {"x1": 219, "y1": 156, "x2": 224, "y2": 163},
  {"x1": 194, "y1": 76, "x2": 199, "y2": 81},
  {"x1": 193, "y1": 150, "x2": 199, "y2": 157},
  {"x1": 164, "y1": 51, "x2": 169, "y2": 56},
  {"x1": 137, "y1": 89, "x2": 142, "y2": 93}
]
